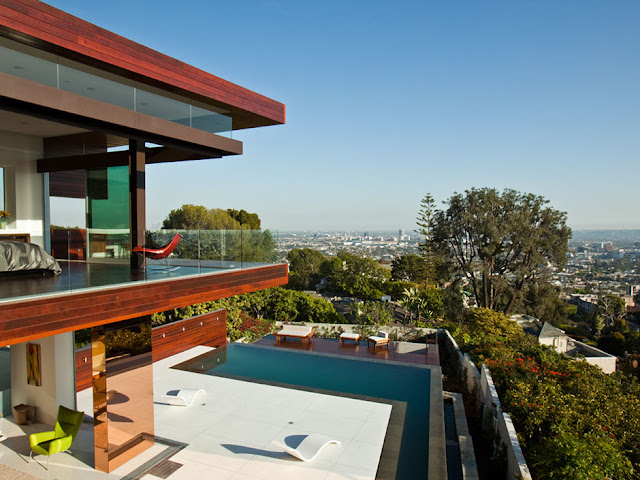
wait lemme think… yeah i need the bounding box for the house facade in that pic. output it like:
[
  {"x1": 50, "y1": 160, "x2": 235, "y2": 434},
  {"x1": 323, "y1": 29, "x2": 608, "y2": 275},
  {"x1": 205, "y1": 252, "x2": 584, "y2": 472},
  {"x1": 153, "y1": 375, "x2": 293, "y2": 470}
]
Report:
[{"x1": 0, "y1": 0, "x2": 286, "y2": 472}]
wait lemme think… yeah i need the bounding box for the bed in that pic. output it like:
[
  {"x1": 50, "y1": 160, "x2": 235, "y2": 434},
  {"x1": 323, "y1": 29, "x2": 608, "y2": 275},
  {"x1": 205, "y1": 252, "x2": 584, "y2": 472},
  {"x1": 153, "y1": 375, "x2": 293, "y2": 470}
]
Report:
[{"x1": 0, "y1": 241, "x2": 62, "y2": 275}]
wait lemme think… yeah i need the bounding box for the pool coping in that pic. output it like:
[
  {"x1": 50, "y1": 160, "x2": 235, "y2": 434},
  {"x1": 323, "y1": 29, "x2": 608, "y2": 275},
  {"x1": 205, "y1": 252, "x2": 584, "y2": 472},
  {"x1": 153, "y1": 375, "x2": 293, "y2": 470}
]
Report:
[{"x1": 171, "y1": 342, "x2": 446, "y2": 479}]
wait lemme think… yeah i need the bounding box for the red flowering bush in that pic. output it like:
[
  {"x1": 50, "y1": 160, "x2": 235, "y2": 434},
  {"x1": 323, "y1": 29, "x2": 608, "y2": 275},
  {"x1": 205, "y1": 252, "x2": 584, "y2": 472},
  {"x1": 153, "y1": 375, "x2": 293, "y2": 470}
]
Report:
[
  {"x1": 456, "y1": 308, "x2": 640, "y2": 479},
  {"x1": 235, "y1": 314, "x2": 277, "y2": 342}
]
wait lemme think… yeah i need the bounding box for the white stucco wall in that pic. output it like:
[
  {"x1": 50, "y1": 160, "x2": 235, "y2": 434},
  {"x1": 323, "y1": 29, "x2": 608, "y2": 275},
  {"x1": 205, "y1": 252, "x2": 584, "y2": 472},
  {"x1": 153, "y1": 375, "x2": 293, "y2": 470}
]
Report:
[
  {"x1": 539, "y1": 335, "x2": 569, "y2": 354},
  {"x1": 10, "y1": 333, "x2": 76, "y2": 426},
  {"x1": 0, "y1": 131, "x2": 45, "y2": 247},
  {"x1": 585, "y1": 356, "x2": 617, "y2": 374}
]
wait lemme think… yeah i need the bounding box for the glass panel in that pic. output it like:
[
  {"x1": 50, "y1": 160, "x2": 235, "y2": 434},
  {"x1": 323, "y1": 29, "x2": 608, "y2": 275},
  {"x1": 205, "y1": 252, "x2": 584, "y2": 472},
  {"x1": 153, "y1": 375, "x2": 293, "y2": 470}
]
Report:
[
  {"x1": 241, "y1": 229, "x2": 278, "y2": 265},
  {"x1": 59, "y1": 65, "x2": 134, "y2": 110},
  {"x1": 191, "y1": 105, "x2": 232, "y2": 137},
  {"x1": 0, "y1": 346, "x2": 10, "y2": 416},
  {"x1": 0, "y1": 45, "x2": 57, "y2": 87},
  {"x1": 0, "y1": 167, "x2": 4, "y2": 211},
  {"x1": 141, "y1": 229, "x2": 280, "y2": 271},
  {"x1": 86, "y1": 166, "x2": 130, "y2": 260},
  {"x1": 50, "y1": 196, "x2": 87, "y2": 260},
  {"x1": 0, "y1": 42, "x2": 235, "y2": 137},
  {"x1": 136, "y1": 89, "x2": 190, "y2": 125}
]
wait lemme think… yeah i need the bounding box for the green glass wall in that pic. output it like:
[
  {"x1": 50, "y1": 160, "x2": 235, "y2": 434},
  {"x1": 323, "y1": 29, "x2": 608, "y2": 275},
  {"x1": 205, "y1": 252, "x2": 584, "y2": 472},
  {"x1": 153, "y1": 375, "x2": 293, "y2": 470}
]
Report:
[{"x1": 86, "y1": 166, "x2": 130, "y2": 259}]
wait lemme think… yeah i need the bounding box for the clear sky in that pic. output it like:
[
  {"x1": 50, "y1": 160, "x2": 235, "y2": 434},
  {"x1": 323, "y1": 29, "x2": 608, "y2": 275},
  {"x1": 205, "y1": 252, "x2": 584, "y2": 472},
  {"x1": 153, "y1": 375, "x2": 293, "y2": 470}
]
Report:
[{"x1": 46, "y1": 0, "x2": 640, "y2": 232}]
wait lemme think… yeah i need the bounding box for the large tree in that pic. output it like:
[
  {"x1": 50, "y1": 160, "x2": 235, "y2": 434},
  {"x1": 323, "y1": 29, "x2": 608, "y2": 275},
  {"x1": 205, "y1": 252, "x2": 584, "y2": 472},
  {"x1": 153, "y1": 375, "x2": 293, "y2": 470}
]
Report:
[
  {"x1": 429, "y1": 188, "x2": 571, "y2": 315},
  {"x1": 391, "y1": 254, "x2": 428, "y2": 283},
  {"x1": 323, "y1": 252, "x2": 391, "y2": 300},
  {"x1": 159, "y1": 204, "x2": 274, "y2": 262},
  {"x1": 162, "y1": 204, "x2": 261, "y2": 230},
  {"x1": 416, "y1": 194, "x2": 450, "y2": 286},
  {"x1": 287, "y1": 248, "x2": 325, "y2": 290},
  {"x1": 515, "y1": 274, "x2": 569, "y2": 326},
  {"x1": 597, "y1": 294, "x2": 626, "y2": 327}
]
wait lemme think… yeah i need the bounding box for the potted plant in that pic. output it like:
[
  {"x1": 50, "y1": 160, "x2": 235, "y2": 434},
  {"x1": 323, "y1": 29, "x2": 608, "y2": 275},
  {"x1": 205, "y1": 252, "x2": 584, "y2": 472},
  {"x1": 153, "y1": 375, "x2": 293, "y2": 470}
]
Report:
[{"x1": 0, "y1": 210, "x2": 9, "y2": 229}]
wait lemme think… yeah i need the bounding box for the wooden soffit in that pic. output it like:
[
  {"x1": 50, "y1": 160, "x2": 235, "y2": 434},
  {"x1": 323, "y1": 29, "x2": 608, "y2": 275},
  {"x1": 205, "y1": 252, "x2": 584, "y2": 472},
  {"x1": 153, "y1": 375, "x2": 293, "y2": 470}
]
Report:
[{"x1": 0, "y1": 0, "x2": 285, "y2": 130}]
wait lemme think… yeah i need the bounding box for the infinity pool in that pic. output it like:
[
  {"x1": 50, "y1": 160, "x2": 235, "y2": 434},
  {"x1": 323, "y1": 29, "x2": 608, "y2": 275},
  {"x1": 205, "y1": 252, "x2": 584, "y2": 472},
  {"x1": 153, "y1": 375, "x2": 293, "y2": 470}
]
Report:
[{"x1": 173, "y1": 342, "x2": 434, "y2": 479}]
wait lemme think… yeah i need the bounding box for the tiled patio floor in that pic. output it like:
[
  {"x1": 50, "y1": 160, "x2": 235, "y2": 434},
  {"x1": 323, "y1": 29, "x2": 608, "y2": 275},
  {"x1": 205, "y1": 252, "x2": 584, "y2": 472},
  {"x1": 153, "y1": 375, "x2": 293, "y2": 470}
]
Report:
[{"x1": 0, "y1": 346, "x2": 391, "y2": 480}]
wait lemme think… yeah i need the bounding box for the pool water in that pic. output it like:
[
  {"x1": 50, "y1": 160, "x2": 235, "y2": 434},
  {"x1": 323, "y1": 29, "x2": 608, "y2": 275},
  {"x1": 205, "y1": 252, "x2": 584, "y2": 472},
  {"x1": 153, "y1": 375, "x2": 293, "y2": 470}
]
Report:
[{"x1": 174, "y1": 343, "x2": 432, "y2": 479}]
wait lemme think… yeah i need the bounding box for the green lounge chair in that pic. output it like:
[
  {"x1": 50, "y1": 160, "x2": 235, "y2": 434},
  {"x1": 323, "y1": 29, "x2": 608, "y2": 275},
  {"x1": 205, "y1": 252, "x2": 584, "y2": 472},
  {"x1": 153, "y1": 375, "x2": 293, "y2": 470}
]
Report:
[{"x1": 29, "y1": 405, "x2": 84, "y2": 469}]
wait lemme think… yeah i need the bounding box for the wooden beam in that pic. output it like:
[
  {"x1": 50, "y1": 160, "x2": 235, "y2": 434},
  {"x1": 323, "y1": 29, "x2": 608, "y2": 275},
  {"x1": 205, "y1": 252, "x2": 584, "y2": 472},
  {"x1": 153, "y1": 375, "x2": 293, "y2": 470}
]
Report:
[
  {"x1": 129, "y1": 139, "x2": 145, "y2": 269},
  {"x1": 38, "y1": 150, "x2": 129, "y2": 172},
  {"x1": 145, "y1": 147, "x2": 214, "y2": 164},
  {"x1": 38, "y1": 146, "x2": 220, "y2": 173}
]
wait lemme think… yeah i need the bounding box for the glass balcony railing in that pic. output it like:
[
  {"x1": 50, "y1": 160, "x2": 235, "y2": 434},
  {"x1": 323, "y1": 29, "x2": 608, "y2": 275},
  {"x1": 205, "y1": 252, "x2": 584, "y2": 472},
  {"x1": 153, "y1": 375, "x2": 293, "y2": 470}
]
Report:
[
  {"x1": 141, "y1": 228, "x2": 279, "y2": 268},
  {"x1": 50, "y1": 228, "x2": 279, "y2": 266},
  {"x1": 0, "y1": 228, "x2": 282, "y2": 304},
  {"x1": 0, "y1": 44, "x2": 232, "y2": 137}
]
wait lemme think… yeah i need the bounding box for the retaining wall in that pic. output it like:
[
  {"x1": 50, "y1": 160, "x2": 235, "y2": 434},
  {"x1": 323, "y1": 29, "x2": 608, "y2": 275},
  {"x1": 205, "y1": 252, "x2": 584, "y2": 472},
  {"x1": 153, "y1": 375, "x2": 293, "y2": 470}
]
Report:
[{"x1": 440, "y1": 329, "x2": 532, "y2": 480}]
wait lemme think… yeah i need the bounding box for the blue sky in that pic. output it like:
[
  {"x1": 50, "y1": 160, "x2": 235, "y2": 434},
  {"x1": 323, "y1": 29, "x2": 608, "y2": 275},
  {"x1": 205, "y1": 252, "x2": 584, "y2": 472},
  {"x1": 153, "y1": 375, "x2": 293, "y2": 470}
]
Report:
[{"x1": 47, "y1": 0, "x2": 640, "y2": 231}]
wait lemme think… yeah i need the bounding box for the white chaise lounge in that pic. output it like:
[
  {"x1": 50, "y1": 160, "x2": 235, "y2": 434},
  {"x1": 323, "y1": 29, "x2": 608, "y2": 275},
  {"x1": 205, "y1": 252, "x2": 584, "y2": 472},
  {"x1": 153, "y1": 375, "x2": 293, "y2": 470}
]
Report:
[
  {"x1": 273, "y1": 434, "x2": 341, "y2": 462},
  {"x1": 164, "y1": 388, "x2": 205, "y2": 406},
  {"x1": 275, "y1": 325, "x2": 315, "y2": 344}
]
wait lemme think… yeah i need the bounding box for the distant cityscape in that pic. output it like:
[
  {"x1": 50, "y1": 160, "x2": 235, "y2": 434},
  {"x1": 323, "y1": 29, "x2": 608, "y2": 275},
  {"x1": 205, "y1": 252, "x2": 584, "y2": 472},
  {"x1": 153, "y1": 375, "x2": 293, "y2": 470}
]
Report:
[
  {"x1": 277, "y1": 229, "x2": 420, "y2": 262},
  {"x1": 560, "y1": 230, "x2": 640, "y2": 315},
  {"x1": 278, "y1": 229, "x2": 640, "y2": 312}
]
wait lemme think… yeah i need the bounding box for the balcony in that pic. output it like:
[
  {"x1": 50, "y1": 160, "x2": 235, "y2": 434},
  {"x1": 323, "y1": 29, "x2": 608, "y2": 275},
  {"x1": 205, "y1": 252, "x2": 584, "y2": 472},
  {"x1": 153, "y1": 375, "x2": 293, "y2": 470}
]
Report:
[{"x1": 0, "y1": 229, "x2": 288, "y2": 347}]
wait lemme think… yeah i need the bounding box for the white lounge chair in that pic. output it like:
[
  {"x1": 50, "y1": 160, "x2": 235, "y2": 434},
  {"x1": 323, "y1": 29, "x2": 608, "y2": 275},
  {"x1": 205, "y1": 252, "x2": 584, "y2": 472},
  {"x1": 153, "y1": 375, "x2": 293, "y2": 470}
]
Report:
[
  {"x1": 366, "y1": 330, "x2": 390, "y2": 350},
  {"x1": 272, "y1": 434, "x2": 341, "y2": 462},
  {"x1": 275, "y1": 325, "x2": 315, "y2": 344},
  {"x1": 164, "y1": 388, "x2": 205, "y2": 406}
]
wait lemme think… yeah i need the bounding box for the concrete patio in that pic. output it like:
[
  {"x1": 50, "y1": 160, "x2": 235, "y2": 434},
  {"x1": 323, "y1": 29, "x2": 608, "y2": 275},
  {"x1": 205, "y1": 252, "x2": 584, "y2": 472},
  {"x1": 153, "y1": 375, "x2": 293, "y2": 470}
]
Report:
[{"x1": 0, "y1": 346, "x2": 391, "y2": 480}]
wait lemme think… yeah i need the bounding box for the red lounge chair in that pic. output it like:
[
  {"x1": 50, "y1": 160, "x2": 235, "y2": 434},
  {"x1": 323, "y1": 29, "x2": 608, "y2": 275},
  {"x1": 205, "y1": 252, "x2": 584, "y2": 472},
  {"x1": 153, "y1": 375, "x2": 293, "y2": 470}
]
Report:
[{"x1": 132, "y1": 233, "x2": 181, "y2": 270}]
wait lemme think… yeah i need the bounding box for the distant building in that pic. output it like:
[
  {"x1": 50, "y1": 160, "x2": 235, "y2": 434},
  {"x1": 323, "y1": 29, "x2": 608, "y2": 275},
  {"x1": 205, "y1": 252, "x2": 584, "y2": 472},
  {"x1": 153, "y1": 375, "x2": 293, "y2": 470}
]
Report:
[
  {"x1": 567, "y1": 294, "x2": 599, "y2": 315},
  {"x1": 511, "y1": 316, "x2": 616, "y2": 374},
  {"x1": 538, "y1": 322, "x2": 569, "y2": 353}
]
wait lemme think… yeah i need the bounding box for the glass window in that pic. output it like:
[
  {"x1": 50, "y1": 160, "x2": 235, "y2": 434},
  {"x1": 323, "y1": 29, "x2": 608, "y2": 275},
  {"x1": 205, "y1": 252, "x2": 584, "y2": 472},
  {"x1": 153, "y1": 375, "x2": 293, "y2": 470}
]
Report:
[
  {"x1": 0, "y1": 167, "x2": 4, "y2": 211},
  {"x1": 59, "y1": 65, "x2": 134, "y2": 110},
  {"x1": 0, "y1": 346, "x2": 10, "y2": 416},
  {"x1": 136, "y1": 89, "x2": 190, "y2": 126},
  {"x1": 87, "y1": 166, "x2": 130, "y2": 260},
  {"x1": 191, "y1": 105, "x2": 232, "y2": 136},
  {"x1": 0, "y1": 45, "x2": 57, "y2": 88}
]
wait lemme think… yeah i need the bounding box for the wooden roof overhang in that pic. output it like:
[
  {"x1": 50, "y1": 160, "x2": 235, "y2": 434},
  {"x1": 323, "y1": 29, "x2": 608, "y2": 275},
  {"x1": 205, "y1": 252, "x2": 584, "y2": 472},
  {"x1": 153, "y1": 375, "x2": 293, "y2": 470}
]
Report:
[
  {"x1": 0, "y1": 0, "x2": 285, "y2": 130},
  {"x1": 0, "y1": 72, "x2": 243, "y2": 163},
  {"x1": 0, "y1": 263, "x2": 288, "y2": 347}
]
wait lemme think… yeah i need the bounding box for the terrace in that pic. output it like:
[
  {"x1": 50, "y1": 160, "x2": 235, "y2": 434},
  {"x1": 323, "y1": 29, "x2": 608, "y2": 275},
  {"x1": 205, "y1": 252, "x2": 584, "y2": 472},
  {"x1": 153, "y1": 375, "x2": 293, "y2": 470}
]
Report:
[
  {"x1": 0, "y1": 228, "x2": 284, "y2": 304},
  {"x1": 0, "y1": 228, "x2": 288, "y2": 349},
  {"x1": 0, "y1": 339, "x2": 448, "y2": 480},
  {"x1": 0, "y1": 0, "x2": 293, "y2": 476}
]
